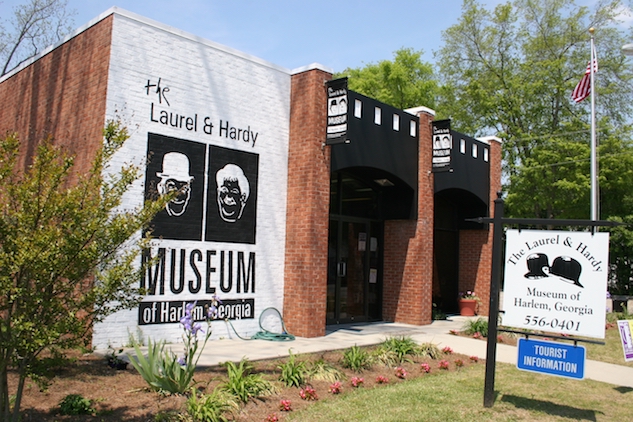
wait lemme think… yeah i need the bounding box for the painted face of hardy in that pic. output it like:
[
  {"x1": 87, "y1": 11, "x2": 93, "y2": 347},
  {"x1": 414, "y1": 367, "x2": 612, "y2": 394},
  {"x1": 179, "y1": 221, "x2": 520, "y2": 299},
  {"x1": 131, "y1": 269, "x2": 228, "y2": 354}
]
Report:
[
  {"x1": 217, "y1": 180, "x2": 245, "y2": 222},
  {"x1": 216, "y1": 164, "x2": 249, "y2": 223}
]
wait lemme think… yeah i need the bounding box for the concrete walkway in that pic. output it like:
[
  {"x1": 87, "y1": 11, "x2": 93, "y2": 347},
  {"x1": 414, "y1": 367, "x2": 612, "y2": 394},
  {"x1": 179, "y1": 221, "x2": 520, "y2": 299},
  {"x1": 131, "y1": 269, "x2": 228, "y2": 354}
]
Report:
[{"x1": 151, "y1": 316, "x2": 633, "y2": 388}]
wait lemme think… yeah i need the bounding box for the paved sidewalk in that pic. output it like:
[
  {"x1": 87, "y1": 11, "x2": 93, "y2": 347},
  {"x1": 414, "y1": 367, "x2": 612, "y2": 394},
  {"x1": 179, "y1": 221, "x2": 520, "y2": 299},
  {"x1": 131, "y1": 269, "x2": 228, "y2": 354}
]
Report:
[{"x1": 138, "y1": 316, "x2": 633, "y2": 388}]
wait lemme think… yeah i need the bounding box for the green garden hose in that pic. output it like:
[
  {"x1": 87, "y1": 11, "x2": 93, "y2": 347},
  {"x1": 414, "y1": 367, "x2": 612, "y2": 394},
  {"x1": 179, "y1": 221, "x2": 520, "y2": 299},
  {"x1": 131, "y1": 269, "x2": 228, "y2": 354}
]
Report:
[{"x1": 225, "y1": 307, "x2": 295, "y2": 341}]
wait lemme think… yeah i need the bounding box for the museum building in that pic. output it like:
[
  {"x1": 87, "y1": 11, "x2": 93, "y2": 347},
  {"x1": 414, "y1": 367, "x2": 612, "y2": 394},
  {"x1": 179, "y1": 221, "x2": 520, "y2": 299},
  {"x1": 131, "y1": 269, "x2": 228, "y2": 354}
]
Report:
[{"x1": 0, "y1": 7, "x2": 501, "y2": 349}]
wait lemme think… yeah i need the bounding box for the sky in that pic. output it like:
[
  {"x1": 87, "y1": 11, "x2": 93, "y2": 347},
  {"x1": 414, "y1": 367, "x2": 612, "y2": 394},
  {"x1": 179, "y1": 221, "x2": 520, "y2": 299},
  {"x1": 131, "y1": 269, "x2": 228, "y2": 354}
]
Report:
[
  {"x1": 1, "y1": 1, "x2": 629, "y2": 73},
  {"x1": 0, "y1": 0, "x2": 494, "y2": 72}
]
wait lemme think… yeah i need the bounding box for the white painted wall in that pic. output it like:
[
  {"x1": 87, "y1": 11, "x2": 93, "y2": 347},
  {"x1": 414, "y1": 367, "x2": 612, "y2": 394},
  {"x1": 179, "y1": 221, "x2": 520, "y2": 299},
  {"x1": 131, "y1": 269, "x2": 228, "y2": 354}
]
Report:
[{"x1": 92, "y1": 11, "x2": 290, "y2": 349}]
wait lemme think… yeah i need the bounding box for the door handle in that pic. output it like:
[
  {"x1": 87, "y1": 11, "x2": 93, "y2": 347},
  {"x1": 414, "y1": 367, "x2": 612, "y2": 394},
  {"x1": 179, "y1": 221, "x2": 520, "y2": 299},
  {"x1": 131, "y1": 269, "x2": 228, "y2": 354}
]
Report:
[{"x1": 337, "y1": 261, "x2": 347, "y2": 277}]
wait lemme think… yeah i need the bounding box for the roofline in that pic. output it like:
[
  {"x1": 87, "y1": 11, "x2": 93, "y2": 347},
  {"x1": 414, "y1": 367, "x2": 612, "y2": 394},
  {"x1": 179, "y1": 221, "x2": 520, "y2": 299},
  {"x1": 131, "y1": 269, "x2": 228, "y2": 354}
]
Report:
[{"x1": 1, "y1": 6, "x2": 326, "y2": 83}]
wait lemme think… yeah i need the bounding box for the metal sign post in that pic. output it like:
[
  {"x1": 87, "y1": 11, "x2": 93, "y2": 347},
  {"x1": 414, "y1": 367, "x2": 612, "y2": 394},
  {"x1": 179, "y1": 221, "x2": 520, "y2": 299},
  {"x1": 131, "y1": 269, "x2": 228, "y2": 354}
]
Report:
[
  {"x1": 474, "y1": 193, "x2": 623, "y2": 408},
  {"x1": 483, "y1": 194, "x2": 504, "y2": 407}
]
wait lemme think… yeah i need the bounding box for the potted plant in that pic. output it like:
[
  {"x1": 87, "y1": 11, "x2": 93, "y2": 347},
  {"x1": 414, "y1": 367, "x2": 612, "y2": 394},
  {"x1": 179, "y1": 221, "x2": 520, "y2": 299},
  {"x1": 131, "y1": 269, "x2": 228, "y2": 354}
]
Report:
[{"x1": 458, "y1": 291, "x2": 479, "y2": 316}]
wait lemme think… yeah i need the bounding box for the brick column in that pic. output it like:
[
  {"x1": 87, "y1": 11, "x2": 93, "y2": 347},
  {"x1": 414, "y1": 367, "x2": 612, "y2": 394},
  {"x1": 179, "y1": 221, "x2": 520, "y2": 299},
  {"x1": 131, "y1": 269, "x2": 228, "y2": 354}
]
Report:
[
  {"x1": 283, "y1": 67, "x2": 332, "y2": 337},
  {"x1": 382, "y1": 109, "x2": 435, "y2": 325},
  {"x1": 458, "y1": 137, "x2": 502, "y2": 315}
]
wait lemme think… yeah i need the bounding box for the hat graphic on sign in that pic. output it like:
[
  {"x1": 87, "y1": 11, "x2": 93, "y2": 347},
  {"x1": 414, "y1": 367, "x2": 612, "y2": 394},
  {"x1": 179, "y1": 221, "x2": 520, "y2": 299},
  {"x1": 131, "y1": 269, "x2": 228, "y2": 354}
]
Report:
[
  {"x1": 156, "y1": 152, "x2": 194, "y2": 182},
  {"x1": 524, "y1": 253, "x2": 550, "y2": 279},
  {"x1": 549, "y1": 256, "x2": 583, "y2": 288}
]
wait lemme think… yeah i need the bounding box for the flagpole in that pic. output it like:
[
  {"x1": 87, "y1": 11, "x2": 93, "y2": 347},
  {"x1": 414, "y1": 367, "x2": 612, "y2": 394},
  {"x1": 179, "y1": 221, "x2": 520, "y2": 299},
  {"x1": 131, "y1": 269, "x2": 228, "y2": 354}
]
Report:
[{"x1": 589, "y1": 27, "x2": 598, "y2": 221}]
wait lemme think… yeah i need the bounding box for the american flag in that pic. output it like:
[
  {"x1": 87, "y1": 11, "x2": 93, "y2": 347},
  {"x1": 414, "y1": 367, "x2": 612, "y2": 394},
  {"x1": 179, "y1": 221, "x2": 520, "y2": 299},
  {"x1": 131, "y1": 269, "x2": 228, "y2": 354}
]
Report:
[{"x1": 572, "y1": 48, "x2": 598, "y2": 103}]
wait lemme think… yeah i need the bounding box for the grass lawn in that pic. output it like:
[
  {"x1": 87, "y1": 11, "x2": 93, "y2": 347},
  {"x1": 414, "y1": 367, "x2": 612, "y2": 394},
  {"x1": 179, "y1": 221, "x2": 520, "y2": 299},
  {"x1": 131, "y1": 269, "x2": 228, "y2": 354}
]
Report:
[{"x1": 289, "y1": 362, "x2": 633, "y2": 421}]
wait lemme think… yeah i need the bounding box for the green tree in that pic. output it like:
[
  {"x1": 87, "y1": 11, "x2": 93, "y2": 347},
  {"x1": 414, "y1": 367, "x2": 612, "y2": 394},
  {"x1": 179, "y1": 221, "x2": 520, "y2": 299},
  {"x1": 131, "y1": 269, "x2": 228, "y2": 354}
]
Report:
[
  {"x1": 608, "y1": 215, "x2": 633, "y2": 295},
  {"x1": 337, "y1": 47, "x2": 438, "y2": 110},
  {"x1": 436, "y1": 0, "x2": 633, "y2": 180},
  {"x1": 0, "y1": 122, "x2": 167, "y2": 421},
  {"x1": 437, "y1": 0, "x2": 633, "y2": 293}
]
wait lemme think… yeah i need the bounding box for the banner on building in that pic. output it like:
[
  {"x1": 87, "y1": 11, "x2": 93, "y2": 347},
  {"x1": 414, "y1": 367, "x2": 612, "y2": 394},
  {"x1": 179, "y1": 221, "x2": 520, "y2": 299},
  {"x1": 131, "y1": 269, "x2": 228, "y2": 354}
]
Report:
[
  {"x1": 432, "y1": 119, "x2": 452, "y2": 171},
  {"x1": 326, "y1": 77, "x2": 349, "y2": 145},
  {"x1": 502, "y1": 229, "x2": 609, "y2": 339}
]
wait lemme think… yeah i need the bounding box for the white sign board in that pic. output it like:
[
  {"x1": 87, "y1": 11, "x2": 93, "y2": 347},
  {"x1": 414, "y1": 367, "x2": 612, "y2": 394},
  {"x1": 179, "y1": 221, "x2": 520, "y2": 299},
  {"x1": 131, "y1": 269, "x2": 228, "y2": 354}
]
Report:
[{"x1": 502, "y1": 230, "x2": 609, "y2": 339}]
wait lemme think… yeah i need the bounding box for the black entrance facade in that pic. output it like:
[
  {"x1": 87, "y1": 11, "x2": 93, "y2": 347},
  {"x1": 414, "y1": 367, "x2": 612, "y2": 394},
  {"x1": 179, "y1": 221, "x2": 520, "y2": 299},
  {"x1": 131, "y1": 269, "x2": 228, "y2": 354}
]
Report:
[
  {"x1": 326, "y1": 90, "x2": 420, "y2": 326},
  {"x1": 327, "y1": 216, "x2": 383, "y2": 324},
  {"x1": 327, "y1": 171, "x2": 386, "y2": 324}
]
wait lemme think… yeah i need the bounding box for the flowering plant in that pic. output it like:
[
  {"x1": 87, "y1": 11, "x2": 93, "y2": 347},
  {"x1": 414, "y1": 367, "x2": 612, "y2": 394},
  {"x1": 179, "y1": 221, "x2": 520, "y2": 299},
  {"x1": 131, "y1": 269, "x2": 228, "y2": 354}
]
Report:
[
  {"x1": 128, "y1": 296, "x2": 220, "y2": 394},
  {"x1": 376, "y1": 375, "x2": 389, "y2": 384},
  {"x1": 438, "y1": 360, "x2": 450, "y2": 370},
  {"x1": 420, "y1": 363, "x2": 431, "y2": 373},
  {"x1": 459, "y1": 291, "x2": 479, "y2": 301},
  {"x1": 299, "y1": 385, "x2": 318, "y2": 401},
  {"x1": 442, "y1": 346, "x2": 453, "y2": 354},
  {"x1": 279, "y1": 399, "x2": 292, "y2": 412},
  {"x1": 329, "y1": 381, "x2": 342, "y2": 394},
  {"x1": 395, "y1": 367, "x2": 407, "y2": 379},
  {"x1": 350, "y1": 376, "x2": 364, "y2": 388},
  {"x1": 469, "y1": 355, "x2": 479, "y2": 363}
]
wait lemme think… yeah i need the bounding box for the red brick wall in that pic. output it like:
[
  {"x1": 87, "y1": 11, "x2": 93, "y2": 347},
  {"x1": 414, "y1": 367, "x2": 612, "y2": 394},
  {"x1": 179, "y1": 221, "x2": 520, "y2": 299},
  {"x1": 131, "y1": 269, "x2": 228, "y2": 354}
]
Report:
[
  {"x1": 283, "y1": 68, "x2": 332, "y2": 337},
  {"x1": 458, "y1": 138, "x2": 502, "y2": 316},
  {"x1": 382, "y1": 110, "x2": 435, "y2": 325},
  {"x1": 0, "y1": 16, "x2": 113, "y2": 175},
  {"x1": 459, "y1": 230, "x2": 491, "y2": 315}
]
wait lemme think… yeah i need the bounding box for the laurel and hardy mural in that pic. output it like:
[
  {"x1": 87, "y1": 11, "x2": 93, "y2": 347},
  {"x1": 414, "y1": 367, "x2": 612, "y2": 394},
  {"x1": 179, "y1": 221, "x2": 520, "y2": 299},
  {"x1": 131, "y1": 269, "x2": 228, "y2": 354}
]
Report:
[{"x1": 145, "y1": 133, "x2": 258, "y2": 244}]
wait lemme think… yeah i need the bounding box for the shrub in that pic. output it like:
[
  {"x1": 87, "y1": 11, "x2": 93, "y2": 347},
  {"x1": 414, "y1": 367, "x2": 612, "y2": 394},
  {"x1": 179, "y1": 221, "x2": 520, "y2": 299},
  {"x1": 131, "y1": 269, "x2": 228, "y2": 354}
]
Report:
[
  {"x1": 185, "y1": 387, "x2": 237, "y2": 422},
  {"x1": 378, "y1": 336, "x2": 420, "y2": 364},
  {"x1": 341, "y1": 345, "x2": 373, "y2": 372},
  {"x1": 220, "y1": 359, "x2": 275, "y2": 403},
  {"x1": 58, "y1": 394, "x2": 94, "y2": 416},
  {"x1": 418, "y1": 342, "x2": 442, "y2": 360},
  {"x1": 307, "y1": 358, "x2": 345, "y2": 382},
  {"x1": 277, "y1": 350, "x2": 307, "y2": 387},
  {"x1": 463, "y1": 317, "x2": 489, "y2": 337}
]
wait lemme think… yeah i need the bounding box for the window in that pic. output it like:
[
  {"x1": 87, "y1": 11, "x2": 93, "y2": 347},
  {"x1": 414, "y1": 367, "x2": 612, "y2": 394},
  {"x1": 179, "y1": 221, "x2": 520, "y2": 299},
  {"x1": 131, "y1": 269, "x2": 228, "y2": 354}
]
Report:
[
  {"x1": 472, "y1": 143, "x2": 478, "y2": 158},
  {"x1": 460, "y1": 139, "x2": 466, "y2": 154},
  {"x1": 483, "y1": 148, "x2": 489, "y2": 162},
  {"x1": 354, "y1": 99, "x2": 362, "y2": 118},
  {"x1": 374, "y1": 107, "x2": 381, "y2": 125},
  {"x1": 410, "y1": 120, "x2": 416, "y2": 137},
  {"x1": 392, "y1": 114, "x2": 400, "y2": 131}
]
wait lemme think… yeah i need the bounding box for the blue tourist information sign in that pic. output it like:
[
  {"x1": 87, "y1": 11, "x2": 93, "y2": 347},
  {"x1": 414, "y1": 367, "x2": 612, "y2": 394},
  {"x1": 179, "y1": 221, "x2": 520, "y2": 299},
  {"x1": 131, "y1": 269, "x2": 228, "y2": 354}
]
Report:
[{"x1": 517, "y1": 338, "x2": 585, "y2": 379}]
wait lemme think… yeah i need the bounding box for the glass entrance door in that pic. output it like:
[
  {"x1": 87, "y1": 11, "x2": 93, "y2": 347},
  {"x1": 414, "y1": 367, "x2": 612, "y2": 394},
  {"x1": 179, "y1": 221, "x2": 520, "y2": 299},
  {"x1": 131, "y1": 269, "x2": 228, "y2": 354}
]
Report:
[{"x1": 327, "y1": 218, "x2": 382, "y2": 324}]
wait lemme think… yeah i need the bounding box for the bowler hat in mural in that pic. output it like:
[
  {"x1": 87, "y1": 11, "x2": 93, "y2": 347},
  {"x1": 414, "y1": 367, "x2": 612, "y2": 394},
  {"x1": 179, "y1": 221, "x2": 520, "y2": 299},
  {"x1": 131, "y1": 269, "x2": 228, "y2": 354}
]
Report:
[
  {"x1": 524, "y1": 253, "x2": 550, "y2": 279},
  {"x1": 549, "y1": 256, "x2": 583, "y2": 288}
]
